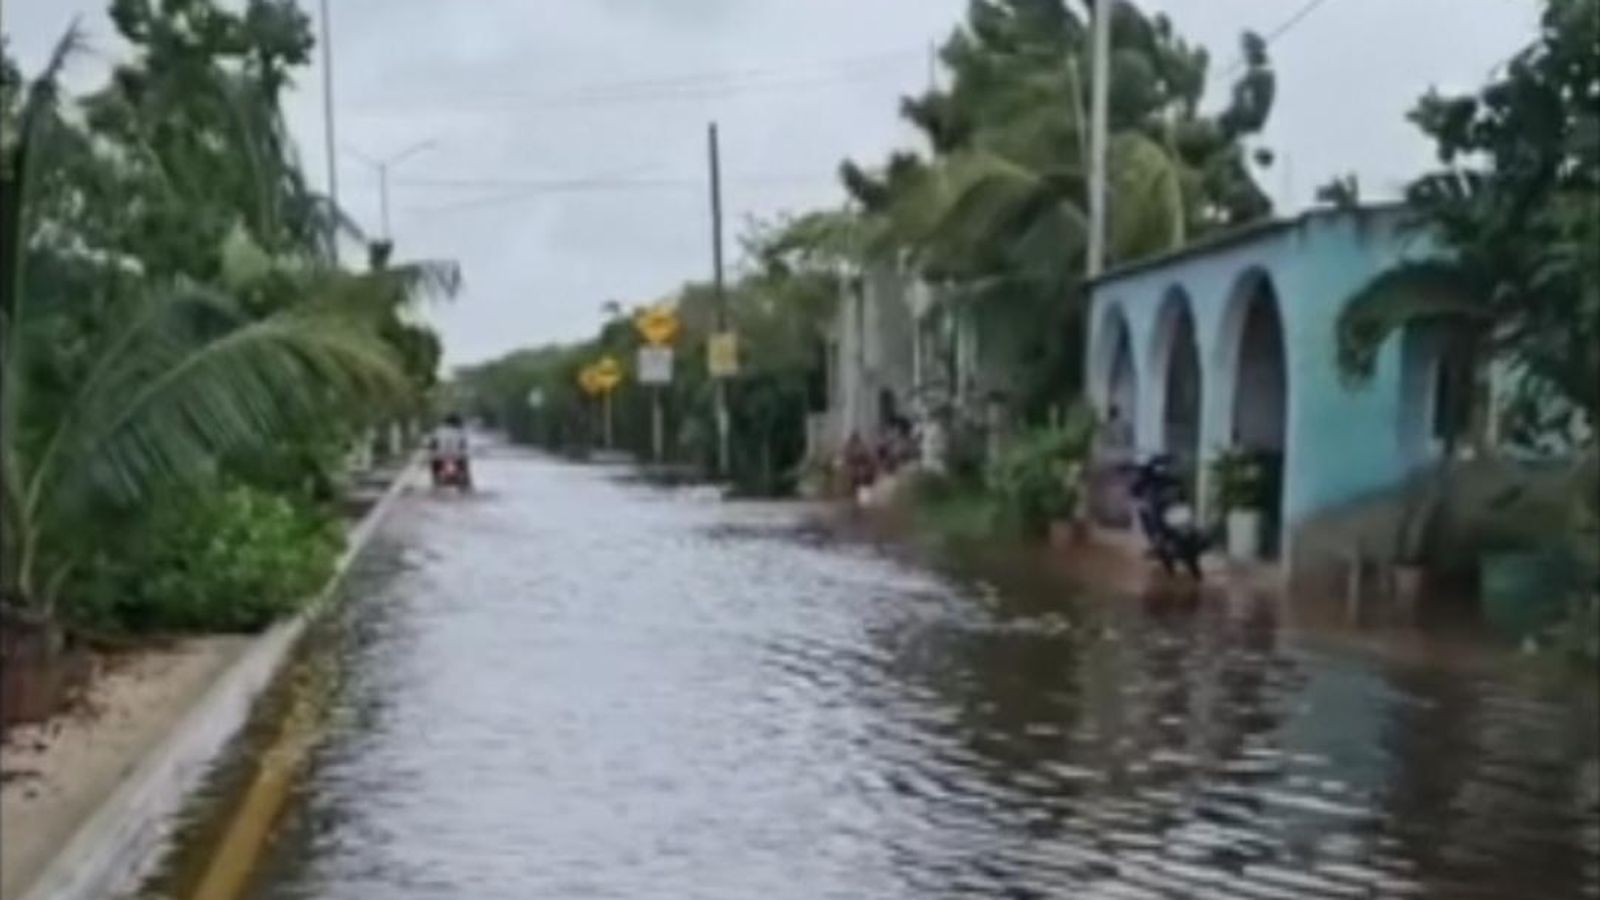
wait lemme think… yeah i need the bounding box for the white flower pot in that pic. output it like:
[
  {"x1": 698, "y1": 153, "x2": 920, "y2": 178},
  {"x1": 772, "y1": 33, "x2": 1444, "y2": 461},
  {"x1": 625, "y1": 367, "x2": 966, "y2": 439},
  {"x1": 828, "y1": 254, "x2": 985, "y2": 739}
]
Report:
[{"x1": 1226, "y1": 509, "x2": 1263, "y2": 562}]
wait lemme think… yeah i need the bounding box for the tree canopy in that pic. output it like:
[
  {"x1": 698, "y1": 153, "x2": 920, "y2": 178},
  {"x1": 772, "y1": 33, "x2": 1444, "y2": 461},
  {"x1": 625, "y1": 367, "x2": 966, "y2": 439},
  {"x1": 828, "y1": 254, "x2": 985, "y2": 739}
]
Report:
[
  {"x1": 2, "y1": 2, "x2": 454, "y2": 629},
  {"x1": 1336, "y1": 0, "x2": 1598, "y2": 443}
]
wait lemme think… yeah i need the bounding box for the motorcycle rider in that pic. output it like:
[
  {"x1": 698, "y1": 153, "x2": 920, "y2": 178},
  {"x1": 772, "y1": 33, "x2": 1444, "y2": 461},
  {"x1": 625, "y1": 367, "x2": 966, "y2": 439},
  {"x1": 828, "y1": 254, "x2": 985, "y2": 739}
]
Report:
[
  {"x1": 1125, "y1": 454, "x2": 1206, "y2": 579},
  {"x1": 428, "y1": 413, "x2": 472, "y2": 488}
]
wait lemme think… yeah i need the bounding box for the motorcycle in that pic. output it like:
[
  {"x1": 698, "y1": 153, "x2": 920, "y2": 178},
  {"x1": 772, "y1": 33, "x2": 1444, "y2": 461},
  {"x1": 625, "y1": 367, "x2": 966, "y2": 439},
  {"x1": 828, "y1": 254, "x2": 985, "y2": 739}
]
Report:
[
  {"x1": 1124, "y1": 454, "x2": 1208, "y2": 579},
  {"x1": 430, "y1": 454, "x2": 472, "y2": 491}
]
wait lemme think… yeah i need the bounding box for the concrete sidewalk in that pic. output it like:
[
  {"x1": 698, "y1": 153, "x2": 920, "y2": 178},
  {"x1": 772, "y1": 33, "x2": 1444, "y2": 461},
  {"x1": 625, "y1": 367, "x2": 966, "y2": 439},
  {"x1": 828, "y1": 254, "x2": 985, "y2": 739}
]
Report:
[{"x1": 0, "y1": 460, "x2": 414, "y2": 900}]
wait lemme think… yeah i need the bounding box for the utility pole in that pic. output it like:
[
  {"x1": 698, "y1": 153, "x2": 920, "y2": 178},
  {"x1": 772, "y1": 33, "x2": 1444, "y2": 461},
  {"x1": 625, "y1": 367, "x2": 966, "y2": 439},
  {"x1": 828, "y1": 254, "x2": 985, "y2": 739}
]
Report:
[
  {"x1": 348, "y1": 140, "x2": 436, "y2": 242},
  {"x1": 318, "y1": 0, "x2": 339, "y2": 233},
  {"x1": 708, "y1": 122, "x2": 731, "y2": 478},
  {"x1": 378, "y1": 163, "x2": 391, "y2": 240},
  {"x1": 1086, "y1": 0, "x2": 1112, "y2": 279},
  {"x1": 604, "y1": 391, "x2": 615, "y2": 450}
]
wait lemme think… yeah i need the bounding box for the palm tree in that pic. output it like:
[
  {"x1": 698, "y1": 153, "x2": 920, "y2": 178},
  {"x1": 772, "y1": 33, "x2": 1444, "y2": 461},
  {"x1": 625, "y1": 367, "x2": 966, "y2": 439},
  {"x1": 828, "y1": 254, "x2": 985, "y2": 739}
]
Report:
[{"x1": 0, "y1": 30, "x2": 415, "y2": 631}]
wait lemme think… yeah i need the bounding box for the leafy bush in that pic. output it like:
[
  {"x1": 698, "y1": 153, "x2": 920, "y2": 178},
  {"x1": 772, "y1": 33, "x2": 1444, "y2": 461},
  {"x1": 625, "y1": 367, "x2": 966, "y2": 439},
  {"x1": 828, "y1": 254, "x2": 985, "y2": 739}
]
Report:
[
  {"x1": 1209, "y1": 446, "x2": 1271, "y2": 511},
  {"x1": 985, "y1": 408, "x2": 1094, "y2": 538},
  {"x1": 74, "y1": 485, "x2": 344, "y2": 634}
]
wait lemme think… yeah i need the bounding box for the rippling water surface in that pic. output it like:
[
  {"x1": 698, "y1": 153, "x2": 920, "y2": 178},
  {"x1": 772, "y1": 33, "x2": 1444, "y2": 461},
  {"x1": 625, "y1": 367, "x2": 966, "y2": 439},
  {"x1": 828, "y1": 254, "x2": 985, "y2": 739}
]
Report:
[{"x1": 251, "y1": 449, "x2": 1599, "y2": 899}]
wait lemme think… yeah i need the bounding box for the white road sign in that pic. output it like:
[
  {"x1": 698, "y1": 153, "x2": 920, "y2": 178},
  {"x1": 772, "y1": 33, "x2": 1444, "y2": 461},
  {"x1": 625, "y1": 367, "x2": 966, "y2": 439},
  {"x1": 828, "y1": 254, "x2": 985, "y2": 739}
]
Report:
[{"x1": 637, "y1": 346, "x2": 674, "y2": 385}]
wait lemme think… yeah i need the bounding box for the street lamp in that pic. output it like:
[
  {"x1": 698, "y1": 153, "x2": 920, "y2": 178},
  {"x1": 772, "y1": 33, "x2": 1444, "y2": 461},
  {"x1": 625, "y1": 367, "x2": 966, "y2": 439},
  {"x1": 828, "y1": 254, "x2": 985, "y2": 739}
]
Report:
[{"x1": 346, "y1": 139, "x2": 437, "y2": 241}]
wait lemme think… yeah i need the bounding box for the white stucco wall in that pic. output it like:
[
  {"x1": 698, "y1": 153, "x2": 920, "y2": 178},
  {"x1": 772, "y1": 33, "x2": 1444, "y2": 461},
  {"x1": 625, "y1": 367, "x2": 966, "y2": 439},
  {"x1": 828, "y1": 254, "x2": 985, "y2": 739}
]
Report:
[{"x1": 1086, "y1": 206, "x2": 1442, "y2": 563}]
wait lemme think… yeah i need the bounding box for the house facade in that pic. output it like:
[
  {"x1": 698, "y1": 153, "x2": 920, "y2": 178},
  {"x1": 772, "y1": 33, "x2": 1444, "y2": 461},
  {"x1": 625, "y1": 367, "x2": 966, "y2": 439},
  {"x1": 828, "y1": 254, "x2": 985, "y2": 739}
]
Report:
[
  {"x1": 1086, "y1": 204, "x2": 1455, "y2": 565},
  {"x1": 810, "y1": 264, "x2": 917, "y2": 457},
  {"x1": 810, "y1": 262, "x2": 1011, "y2": 468}
]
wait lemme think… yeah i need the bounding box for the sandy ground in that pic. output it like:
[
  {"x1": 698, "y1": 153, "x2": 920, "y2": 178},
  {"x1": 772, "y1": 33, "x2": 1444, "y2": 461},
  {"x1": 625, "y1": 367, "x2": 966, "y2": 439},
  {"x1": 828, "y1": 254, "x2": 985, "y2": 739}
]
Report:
[{"x1": 0, "y1": 636, "x2": 248, "y2": 900}]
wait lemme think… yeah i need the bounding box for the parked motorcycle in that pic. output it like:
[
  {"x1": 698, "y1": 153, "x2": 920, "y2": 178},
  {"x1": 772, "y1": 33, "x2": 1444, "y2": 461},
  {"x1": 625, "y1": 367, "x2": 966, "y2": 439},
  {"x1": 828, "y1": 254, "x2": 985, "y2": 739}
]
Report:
[{"x1": 1124, "y1": 454, "x2": 1208, "y2": 579}]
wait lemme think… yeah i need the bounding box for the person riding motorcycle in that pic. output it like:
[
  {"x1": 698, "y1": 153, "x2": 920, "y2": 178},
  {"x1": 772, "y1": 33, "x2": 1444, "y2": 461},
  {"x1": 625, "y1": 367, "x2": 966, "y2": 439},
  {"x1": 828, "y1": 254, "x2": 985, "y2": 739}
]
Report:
[
  {"x1": 1123, "y1": 454, "x2": 1207, "y2": 579},
  {"x1": 428, "y1": 414, "x2": 472, "y2": 488}
]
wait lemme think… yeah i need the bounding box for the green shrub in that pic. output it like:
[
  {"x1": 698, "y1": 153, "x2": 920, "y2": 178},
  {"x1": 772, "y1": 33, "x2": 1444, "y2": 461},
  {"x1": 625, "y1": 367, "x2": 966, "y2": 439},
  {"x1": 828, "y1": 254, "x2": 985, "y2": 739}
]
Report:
[
  {"x1": 985, "y1": 408, "x2": 1094, "y2": 538},
  {"x1": 74, "y1": 484, "x2": 344, "y2": 633},
  {"x1": 1209, "y1": 445, "x2": 1269, "y2": 512}
]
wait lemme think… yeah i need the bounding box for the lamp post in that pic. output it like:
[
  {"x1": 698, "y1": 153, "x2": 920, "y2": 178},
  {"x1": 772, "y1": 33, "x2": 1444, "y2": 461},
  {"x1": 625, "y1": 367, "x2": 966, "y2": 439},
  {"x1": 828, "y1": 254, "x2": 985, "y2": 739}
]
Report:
[{"x1": 347, "y1": 139, "x2": 437, "y2": 241}]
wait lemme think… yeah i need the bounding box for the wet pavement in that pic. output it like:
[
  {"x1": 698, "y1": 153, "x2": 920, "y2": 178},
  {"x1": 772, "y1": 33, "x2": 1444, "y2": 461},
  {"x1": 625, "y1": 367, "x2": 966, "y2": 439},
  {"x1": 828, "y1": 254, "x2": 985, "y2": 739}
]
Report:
[{"x1": 247, "y1": 446, "x2": 1599, "y2": 899}]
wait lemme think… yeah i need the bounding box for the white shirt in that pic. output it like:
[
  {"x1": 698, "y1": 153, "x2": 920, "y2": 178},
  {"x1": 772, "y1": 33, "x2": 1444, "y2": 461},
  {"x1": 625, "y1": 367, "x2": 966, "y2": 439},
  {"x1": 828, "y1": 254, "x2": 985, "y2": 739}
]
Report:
[{"x1": 432, "y1": 425, "x2": 468, "y2": 458}]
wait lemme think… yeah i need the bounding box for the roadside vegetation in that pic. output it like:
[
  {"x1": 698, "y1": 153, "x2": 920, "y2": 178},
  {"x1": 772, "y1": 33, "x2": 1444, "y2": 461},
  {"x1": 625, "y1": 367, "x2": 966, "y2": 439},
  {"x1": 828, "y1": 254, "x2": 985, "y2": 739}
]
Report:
[{"x1": 1, "y1": 0, "x2": 452, "y2": 669}]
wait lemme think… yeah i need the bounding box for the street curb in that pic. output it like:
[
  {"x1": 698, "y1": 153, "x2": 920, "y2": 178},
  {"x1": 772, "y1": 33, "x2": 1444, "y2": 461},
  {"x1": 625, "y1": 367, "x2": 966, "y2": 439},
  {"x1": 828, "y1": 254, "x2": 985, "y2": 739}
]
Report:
[{"x1": 16, "y1": 460, "x2": 418, "y2": 900}]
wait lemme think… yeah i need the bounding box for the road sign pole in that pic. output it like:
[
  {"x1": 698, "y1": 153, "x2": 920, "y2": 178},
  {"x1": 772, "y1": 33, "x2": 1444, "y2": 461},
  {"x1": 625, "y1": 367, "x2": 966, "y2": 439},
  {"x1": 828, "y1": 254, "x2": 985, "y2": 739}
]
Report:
[
  {"x1": 708, "y1": 123, "x2": 731, "y2": 478},
  {"x1": 652, "y1": 388, "x2": 664, "y2": 463},
  {"x1": 604, "y1": 391, "x2": 614, "y2": 450}
]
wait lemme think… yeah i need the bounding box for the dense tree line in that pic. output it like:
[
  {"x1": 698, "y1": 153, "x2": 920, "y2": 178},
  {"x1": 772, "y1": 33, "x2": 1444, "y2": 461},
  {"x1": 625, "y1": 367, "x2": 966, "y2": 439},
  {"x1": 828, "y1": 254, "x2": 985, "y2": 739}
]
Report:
[{"x1": 2, "y1": 0, "x2": 454, "y2": 641}]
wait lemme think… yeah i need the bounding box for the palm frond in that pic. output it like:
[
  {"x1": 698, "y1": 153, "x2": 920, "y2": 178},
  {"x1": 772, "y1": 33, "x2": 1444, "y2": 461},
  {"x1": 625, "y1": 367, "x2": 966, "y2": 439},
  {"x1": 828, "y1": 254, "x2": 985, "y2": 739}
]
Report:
[
  {"x1": 290, "y1": 259, "x2": 462, "y2": 320},
  {"x1": 1108, "y1": 130, "x2": 1188, "y2": 260},
  {"x1": 1011, "y1": 198, "x2": 1088, "y2": 294},
  {"x1": 31, "y1": 284, "x2": 404, "y2": 523},
  {"x1": 301, "y1": 193, "x2": 368, "y2": 259},
  {"x1": 2, "y1": 22, "x2": 84, "y2": 328},
  {"x1": 375, "y1": 259, "x2": 463, "y2": 305},
  {"x1": 924, "y1": 151, "x2": 1048, "y2": 254},
  {"x1": 1335, "y1": 260, "x2": 1492, "y2": 382}
]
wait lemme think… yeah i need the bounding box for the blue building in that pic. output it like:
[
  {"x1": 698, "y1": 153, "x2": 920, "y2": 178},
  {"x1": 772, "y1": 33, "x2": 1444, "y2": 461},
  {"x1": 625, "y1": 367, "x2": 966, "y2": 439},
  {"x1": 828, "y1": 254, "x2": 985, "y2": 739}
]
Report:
[{"x1": 1086, "y1": 205, "x2": 1457, "y2": 568}]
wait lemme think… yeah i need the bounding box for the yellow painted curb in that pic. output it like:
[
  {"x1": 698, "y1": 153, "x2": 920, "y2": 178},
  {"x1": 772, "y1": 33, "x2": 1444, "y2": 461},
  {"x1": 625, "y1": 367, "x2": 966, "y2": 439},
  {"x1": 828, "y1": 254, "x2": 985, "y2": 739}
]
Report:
[{"x1": 187, "y1": 668, "x2": 326, "y2": 900}]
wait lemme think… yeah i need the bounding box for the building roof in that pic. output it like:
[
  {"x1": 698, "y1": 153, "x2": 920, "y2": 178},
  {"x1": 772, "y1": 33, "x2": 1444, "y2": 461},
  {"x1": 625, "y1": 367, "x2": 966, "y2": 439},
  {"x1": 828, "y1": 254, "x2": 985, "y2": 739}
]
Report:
[{"x1": 1087, "y1": 202, "x2": 1407, "y2": 291}]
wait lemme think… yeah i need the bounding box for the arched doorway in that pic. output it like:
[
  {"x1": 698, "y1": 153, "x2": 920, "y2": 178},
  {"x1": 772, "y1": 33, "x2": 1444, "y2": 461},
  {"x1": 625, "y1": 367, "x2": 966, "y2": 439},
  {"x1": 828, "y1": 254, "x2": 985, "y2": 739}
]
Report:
[
  {"x1": 1108, "y1": 323, "x2": 1137, "y2": 425},
  {"x1": 1225, "y1": 273, "x2": 1288, "y2": 556},
  {"x1": 1151, "y1": 290, "x2": 1202, "y2": 497},
  {"x1": 1090, "y1": 304, "x2": 1138, "y2": 527},
  {"x1": 1093, "y1": 303, "x2": 1138, "y2": 425}
]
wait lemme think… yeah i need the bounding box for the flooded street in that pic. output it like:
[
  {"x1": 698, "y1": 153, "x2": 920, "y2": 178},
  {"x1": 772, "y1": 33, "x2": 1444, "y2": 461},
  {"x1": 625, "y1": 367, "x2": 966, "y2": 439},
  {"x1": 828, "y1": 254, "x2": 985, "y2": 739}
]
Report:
[{"x1": 250, "y1": 448, "x2": 1599, "y2": 899}]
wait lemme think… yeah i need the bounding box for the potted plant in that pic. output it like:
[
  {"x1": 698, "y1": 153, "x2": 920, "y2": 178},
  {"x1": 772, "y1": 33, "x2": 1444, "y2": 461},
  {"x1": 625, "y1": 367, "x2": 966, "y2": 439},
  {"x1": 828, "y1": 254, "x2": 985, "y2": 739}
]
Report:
[{"x1": 1211, "y1": 446, "x2": 1266, "y2": 561}]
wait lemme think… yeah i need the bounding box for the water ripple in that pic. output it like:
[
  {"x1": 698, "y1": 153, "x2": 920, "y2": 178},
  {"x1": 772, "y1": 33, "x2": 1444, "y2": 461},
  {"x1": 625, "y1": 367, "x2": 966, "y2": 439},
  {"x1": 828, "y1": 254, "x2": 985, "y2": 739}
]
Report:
[{"x1": 244, "y1": 452, "x2": 1600, "y2": 900}]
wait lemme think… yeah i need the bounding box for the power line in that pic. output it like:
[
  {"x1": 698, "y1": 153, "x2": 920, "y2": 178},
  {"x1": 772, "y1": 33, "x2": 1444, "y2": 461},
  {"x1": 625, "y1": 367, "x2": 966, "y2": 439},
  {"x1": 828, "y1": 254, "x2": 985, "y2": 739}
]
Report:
[
  {"x1": 351, "y1": 48, "x2": 924, "y2": 114},
  {"x1": 392, "y1": 172, "x2": 822, "y2": 191},
  {"x1": 354, "y1": 69, "x2": 914, "y2": 117},
  {"x1": 1221, "y1": 0, "x2": 1340, "y2": 78},
  {"x1": 408, "y1": 174, "x2": 834, "y2": 216},
  {"x1": 1262, "y1": 0, "x2": 1339, "y2": 44}
]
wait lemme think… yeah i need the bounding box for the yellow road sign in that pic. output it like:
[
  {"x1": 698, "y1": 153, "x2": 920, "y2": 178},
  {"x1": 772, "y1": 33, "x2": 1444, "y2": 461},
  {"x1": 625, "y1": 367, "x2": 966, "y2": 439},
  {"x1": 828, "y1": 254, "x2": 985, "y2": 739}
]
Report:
[
  {"x1": 634, "y1": 305, "x2": 680, "y2": 347},
  {"x1": 708, "y1": 332, "x2": 738, "y2": 378},
  {"x1": 578, "y1": 356, "x2": 622, "y2": 395},
  {"x1": 592, "y1": 355, "x2": 622, "y2": 389}
]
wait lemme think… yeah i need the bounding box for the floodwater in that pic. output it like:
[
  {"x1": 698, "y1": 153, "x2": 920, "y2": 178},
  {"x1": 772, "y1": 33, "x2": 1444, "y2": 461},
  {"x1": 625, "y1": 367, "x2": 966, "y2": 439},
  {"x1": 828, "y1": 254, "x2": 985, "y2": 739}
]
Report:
[{"x1": 244, "y1": 446, "x2": 1597, "y2": 899}]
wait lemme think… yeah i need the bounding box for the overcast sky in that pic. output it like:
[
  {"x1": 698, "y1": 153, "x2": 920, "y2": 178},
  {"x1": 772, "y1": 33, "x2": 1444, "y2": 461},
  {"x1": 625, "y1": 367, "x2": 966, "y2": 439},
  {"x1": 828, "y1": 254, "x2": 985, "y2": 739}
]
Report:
[{"x1": 6, "y1": 0, "x2": 1539, "y2": 367}]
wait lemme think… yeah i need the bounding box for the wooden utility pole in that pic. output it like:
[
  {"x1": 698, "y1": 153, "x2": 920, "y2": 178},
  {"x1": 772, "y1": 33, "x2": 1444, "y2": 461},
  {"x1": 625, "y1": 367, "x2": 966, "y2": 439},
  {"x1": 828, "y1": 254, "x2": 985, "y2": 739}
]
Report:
[{"x1": 709, "y1": 122, "x2": 731, "y2": 477}]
